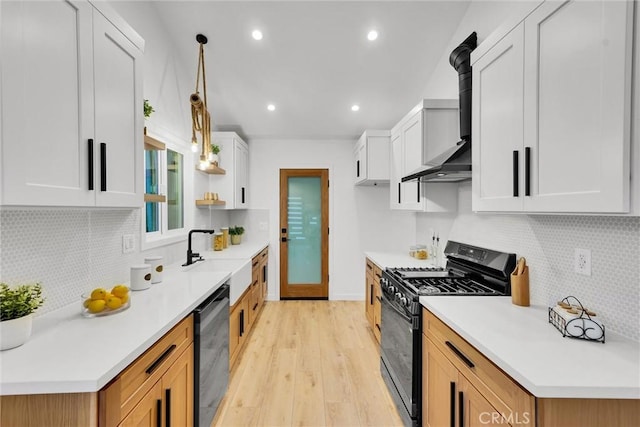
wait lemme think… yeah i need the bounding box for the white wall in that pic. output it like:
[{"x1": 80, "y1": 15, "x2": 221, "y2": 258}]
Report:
[{"x1": 247, "y1": 138, "x2": 415, "y2": 300}]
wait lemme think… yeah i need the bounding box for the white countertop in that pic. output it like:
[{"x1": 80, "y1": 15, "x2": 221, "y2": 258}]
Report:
[
  {"x1": 0, "y1": 264, "x2": 230, "y2": 396},
  {"x1": 420, "y1": 296, "x2": 640, "y2": 399},
  {"x1": 364, "y1": 251, "x2": 440, "y2": 269},
  {"x1": 202, "y1": 241, "x2": 269, "y2": 260}
]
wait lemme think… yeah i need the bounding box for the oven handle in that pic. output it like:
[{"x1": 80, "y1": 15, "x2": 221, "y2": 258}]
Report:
[{"x1": 382, "y1": 297, "x2": 412, "y2": 324}]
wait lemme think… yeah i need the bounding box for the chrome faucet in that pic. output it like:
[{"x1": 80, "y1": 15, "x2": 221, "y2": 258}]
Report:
[{"x1": 183, "y1": 229, "x2": 215, "y2": 266}]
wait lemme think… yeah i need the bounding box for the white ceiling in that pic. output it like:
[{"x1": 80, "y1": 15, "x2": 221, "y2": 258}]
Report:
[{"x1": 152, "y1": 1, "x2": 470, "y2": 140}]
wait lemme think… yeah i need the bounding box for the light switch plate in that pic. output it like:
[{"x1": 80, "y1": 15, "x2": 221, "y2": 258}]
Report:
[{"x1": 122, "y1": 234, "x2": 135, "y2": 254}]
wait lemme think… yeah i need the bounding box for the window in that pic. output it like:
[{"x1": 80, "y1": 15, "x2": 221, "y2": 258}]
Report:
[{"x1": 143, "y1": 138, "x2": 192, "y2": 248}]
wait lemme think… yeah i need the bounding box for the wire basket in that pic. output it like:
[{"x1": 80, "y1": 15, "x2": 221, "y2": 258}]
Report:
[{"x1": 548, "y1": 296, "x2": 605, "y2": 343}]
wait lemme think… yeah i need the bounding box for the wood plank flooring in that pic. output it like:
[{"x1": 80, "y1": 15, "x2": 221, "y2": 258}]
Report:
[{"x1": 213, "y1": 301, "x2": 404, "y2": 427}]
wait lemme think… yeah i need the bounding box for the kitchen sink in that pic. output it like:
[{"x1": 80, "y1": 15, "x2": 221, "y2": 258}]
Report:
[{"x1": 181, "y1": 258, "x2": 251, "y2": 305}]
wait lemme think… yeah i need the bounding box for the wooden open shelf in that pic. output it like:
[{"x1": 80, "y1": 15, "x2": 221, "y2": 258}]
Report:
[
  {"x1": 195, "y1": 199, "x2": 226, "y2": 207},
  {"x1": 144, "y1": 135, "x2": 166, "y2": 151},
  {"x1": 144, "y1": 193, "x2": 166, "y2": 203},
  {"x1": 195, "y1": 164, "x2": 226, "y2": 175}
]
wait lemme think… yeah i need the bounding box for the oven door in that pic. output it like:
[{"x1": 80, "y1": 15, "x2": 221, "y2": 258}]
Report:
[{"x1": 380, "y1": 289, "x2": 418, "y2": 426}]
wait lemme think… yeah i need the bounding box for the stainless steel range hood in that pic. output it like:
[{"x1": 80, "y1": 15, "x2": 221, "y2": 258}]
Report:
[{"x1": 402, "y1": 32, "x2": 476, "y2": 183}]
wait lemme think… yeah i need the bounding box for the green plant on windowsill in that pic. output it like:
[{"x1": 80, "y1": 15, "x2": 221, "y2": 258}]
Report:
[{"x1": 229, "y1": 226, "x2": 245, "y2": 245}]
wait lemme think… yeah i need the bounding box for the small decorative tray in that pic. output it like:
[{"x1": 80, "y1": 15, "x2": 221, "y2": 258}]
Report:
[{"x1": 548, "y1": 296, "x2": 605, "y2": 343}]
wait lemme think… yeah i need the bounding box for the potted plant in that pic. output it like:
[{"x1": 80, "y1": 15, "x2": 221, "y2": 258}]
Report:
[
  {"x1": 143, "y1": 99, "x2": 154, "y2": 134},
  {"x1": 209, "y1": 143, "x2": 221, "y2": 165},
  {"x1": 229, "y1": 226, "x2": 245, "y2": 245},
  {"x1": 0, "y1": 283, "x2": 45, "y2": 350}
]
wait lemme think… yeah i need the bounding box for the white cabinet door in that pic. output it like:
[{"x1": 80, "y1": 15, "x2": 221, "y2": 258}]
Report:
[
  {"x1": 235, "y1": 140, "x2": 249, "y2": 208},
  {"x1": 93, "y1": 10, "x2": 143, "y2": 208},
  {"x1": 354, "y1": 137, "x2": 366, "y2": 184},
  {"x1": 523, "y1": 0, "x2": 633, "y2": 213},
  {"x1": 389, "y1": 131, "x2": 403, "y2": 210},
  {"x1": 472, "y1": 24, "x2": 525, "y2": 212},
  {"x1": 401, "y1": 111, "x2": 424, "y2": 210},
  {"x1": 0, "y1": 0, "x2": 95, "y2": 206}
]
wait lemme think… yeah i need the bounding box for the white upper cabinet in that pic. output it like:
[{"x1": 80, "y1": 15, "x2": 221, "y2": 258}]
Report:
[
  {"x1": 354, "y1": 130, "x2": 390, "y2": 186},
  {"x1": 389, "y1": 100, "x2": 459, "y2": 212},
  {"x1": 472, "y1": 0, "x2": 634, "y2": 214},
  {"x1": 210, "y1": 132, "x2": 249, "y2": 209},
  {"x1": 0, "y1": 0, "x2": 144, "y2": 207}
]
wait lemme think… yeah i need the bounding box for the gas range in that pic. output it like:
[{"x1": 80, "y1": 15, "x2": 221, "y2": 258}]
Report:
[{"x1": 384, "y1": 268, "x2": 502, "y2": 296}]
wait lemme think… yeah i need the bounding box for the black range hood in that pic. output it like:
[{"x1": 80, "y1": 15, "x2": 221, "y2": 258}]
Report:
[{"x1": 402, "y1": 32, "x2": 477, "y2": 183}]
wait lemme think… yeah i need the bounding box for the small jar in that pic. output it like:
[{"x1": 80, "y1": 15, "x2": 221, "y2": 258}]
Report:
[
  {"x1": 213, "y1": 233, "x2": 224, "y2": 251},
  {"x1": 221, "y1": 227, "x2": 229, "y2": 249},
  {"x1": 409, "y1": 245, "x2": 418, "y2": 257}
]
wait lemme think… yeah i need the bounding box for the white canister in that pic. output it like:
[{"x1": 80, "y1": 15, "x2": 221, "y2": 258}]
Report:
[
  {"x1": 144, "y1": 256, "x2": 164, "y2": 284},
  {"x1": 131, "y1": 264, "x2": 152, "y2": 291}
]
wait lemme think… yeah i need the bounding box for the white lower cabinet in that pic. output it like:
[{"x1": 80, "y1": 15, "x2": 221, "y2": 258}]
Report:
[
  {"x1": 472, "y1": 0, "x2": 634, "y2": 214},
  {"x1": 0, "y1": 0, "x2": 144, "y2": 207}
]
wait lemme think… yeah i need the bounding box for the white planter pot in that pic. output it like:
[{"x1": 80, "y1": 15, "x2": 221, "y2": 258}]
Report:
[
  {"x1": 0, "y1": 314, "x2": 33, "y2": 350},
  {"x1": 208, "y1": 153, "x2": 219, "y2": 165}
]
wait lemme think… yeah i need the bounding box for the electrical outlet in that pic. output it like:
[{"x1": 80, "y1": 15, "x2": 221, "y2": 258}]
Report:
[
  {"x1": 122, "y1": 234, "x2": 135, "y2": 254},
  {"x1": 259, "y1": 221, "x2": 268, "y2": 231},
  {"x1": 574, "y1": 248, "x2": 591, "y2": 276}
]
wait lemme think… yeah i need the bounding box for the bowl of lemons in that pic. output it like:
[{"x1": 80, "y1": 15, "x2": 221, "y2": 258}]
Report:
[{"x1": 81, "y1": 285, "x2": 130, "y2": 317}]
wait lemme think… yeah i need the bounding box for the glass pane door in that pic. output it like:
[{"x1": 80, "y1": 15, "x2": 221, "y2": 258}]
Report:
[{"x1": 287, "y1": 177, "x2": 322, "y2": 284}]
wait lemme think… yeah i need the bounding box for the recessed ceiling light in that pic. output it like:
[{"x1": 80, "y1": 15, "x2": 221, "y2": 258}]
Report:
[
  {"x1": 267, "y1": 104, "x2": 276, "y2": 111},
  {"x1": 351, "y1": 104, "x2": 360, "y2": 112},
  {"x1": 367, "y1": 30, "x2": 378, "y2": 41},
  {"x1": 252, "y1": 30, "x2": 263, "y2": 41}
]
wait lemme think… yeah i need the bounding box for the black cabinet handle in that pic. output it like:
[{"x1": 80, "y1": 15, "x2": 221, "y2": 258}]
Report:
[
  {"x1": 445, "y1": 341, "x2": 475, "y2": 368},
  {"x1": 357, "y1": 160, "x2": 360, "y2": 177},
  {"x1": 450, "y1": 381, "x2": 456, "y2": 427},
  {"x1": 367, "y1": 264, "x2": 373, "y2": 270},
  {"x1": 253, "y1": 302, "x2": 258, "y2": 311},
  {"x1": 525, "y1": 146, "x2": 531, "y2": 196},
  {"x1": 417, "y1": 180, "x2": 420, "y2": 203},
  {"x1": 398, "y1": 183, "x2": 401, "y2": 204},
  {"x1": 512, "y1": 150, "x2": 519, "y2": 197},
  {"x1": 262, "y1": 265, "x2": 266, "y2": 282},
  {"x1": 88, "y1": 139, "x2": 94, "y2": 190},
  {"x1": 156, "y1": 399, "x2": 162, "y2": 427},
  {"x1": 459, "y1": 391, "x2": 464, "y2": 427},
  {"x1": 239, "y1": 309, "x2": 244, "y2": 337},
  {"x1": 376, "y1": 295, "x2": 382, "y2": 302},
  {"x1": 100, "y1": 143, "x2": 107, "y2": 191},
  {"x1": 241, "y1": 187, "x2": 245, "y2": 204},
  {"x1": 165, "y1": 388, "x2": 171, "y2": 427},
  {"x1": 370, "y1": 284, "x2": 373, "y2": 305},
  {"x1": 145, "y1": 344, "x2": 176, "y2": 375},
  {"x1": 253, "y1": 260, "x2": 259, "y2": 267},
  {"x1": 375, "y1": 323, "x2": 381, "y2": 331}
]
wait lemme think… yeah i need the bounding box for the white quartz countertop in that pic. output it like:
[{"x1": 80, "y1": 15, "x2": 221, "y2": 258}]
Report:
[
  {"x1": 0, "y1": 264, "x2": 231, "y2": 396},
  {"x1": 201, "y1": 241, "x2": 269, "y2": 260},
  {"x1": 364, "y1": 251, "x2": 439, "y2": 269},
  {"x1": 420, "y1": 296, "x2": 640, "y2": 399}
]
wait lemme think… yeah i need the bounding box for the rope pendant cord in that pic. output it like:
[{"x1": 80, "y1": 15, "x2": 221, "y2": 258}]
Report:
[{"x1": 191, "y1": 41, "x2": 211, "y2": 160}]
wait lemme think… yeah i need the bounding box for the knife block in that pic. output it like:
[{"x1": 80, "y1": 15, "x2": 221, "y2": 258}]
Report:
[{"x1": 510, "y1": 267, "x2": 530, "y2": 306}]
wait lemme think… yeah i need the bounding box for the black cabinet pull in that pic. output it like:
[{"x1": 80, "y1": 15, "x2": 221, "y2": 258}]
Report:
[
  {"x1": 512, "y1": 150, "x2": 519, "y2": 197},
  {"x1": 398, "y1": 183, "x2": 401, "y2": 204},
  {"x1": 145, "y1": 344, "x2": 176, "y2": 375},
  {"x1": 375, "y1": 323, "x2": 381, "y2": 331},
  {"x1": 445, "y1": 341, "x2": 475, "y2": 368},
  {"x1": 376, "y1": 295, "x2": 382, "y2": 302},
  {"x1": 253, "y1": 260, "x2": 259, "y2": 267},
  {"x1": 88, "y1": 139, "x2": 94, "y2": 190},
  {"x1": 263, "y1": 265, "x2": 266, "y2": 282},
  {"x1": 239, "y1": 309, "x2": 244, "y2": 337},
  {"x1": 450, "y1": 382, "x2": 456, "y2": 427},
  {"x1": 356, "y1": 160, "x2": 360, "y2": 177},
  {"x1": 156, "y1": 399, "x2": 162, "y2": 427},
  {"x1": 525, "y1": 146, "x2": 531, "y2": 196},
  {"x1": 253, "y1": 302, "x2": 258, "y2": 311},
  {"x1": 370, "y1": 284, "x2": 373, "y2": 305},
  {"x1": 367, "y1": 264, "x2": 373, "y2": 270},
  {"x1": 417, "y1": 180, "x2": 420, "y2": 203},
  {"x1": 165, "y1": 388, "x2": 171, "y2": 427},
  {"x1": 459, "y1": 391, "x2": 464, "y2": 427},
  {"x1": 241, "y1": 187, "x2": 245, "y2": 204},
  {"x1": 100, "y1": 143, "x2": 107, "y2": 191}
]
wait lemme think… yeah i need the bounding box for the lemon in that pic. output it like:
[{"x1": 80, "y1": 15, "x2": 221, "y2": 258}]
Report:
[
  {"x1": 87, "y1": 299, "x2": 106, "y2": 313},
  {"x1": 119, "y1": 294, "x2": 129, "y2": 304},
  {"x1": 103, "y1": 292, "x2": 113, "y2": 301},
  {"x1": 90, "y1": 288, "x2": 107, "y2": 300},
  {"x1": 106, "y1": 296, "x2": 123, "y2": 310},
  {"x1": 83, "y1": 298, "x2": 92, "y2": 308},
  {"x1": 111, "y1": 285, "x2": 129, "y2": 298}
]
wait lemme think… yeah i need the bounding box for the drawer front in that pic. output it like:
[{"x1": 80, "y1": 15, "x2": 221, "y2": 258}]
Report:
[
  {"x1": 100, "y1": 315, "x2": 193, "y2": 427},
  {"x1": 366, "y1": 258, "x2": 374, "y2": 275},
  {"x1": 423, "y1": 308, "x2": 534, "y2": 421},
  {"x1": 373, "y1": 265, "x2": 382, "y2": 282}
]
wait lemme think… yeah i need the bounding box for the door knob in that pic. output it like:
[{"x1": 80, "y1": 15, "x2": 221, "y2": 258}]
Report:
[{"x1": 281, "y1": 237, "x2": 287, "y2": 242}]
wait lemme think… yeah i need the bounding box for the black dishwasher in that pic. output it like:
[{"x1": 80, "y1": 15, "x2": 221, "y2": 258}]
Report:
[{"x1": 193, "y1": 283, "x2": 229, "y2": 427}]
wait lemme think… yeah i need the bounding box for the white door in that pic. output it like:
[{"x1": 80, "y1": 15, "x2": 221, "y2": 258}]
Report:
[
  {"x1": 93, "y1": 10, "x2": 143, "y2": 207},
  {"x1": 472, "y1": 24, "x2": 525, "y2": 212},
  {"x1": 1, "y1": 0, "x2": 95, "y2": 206},
  {"x1": 389, "y1": 131, "x2": 402, "y2": 210},
  {"x1": 523, "y1": 0, "x2": 633, "y2": 213},
  {"x1": 401, "y1": 111, "x2": 424, "y2": 210}
]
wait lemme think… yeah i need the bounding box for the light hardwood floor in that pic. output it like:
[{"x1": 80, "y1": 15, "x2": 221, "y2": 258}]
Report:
[{"x1": 213, "y1": 300, "x2": 404, "y2": 427}]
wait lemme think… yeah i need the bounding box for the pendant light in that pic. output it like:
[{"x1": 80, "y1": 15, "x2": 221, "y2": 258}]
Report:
[{"x1": 191, "y1": 34, "x2": 212, "y2": 169}]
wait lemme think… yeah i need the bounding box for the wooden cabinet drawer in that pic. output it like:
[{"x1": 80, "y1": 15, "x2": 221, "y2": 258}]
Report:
[
  {"x1": 99, "y1": 315, "x2": 193, "y2": 427},
  {"x1": 423, "y1": 308, "x2": 534, "y2": 421}
]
